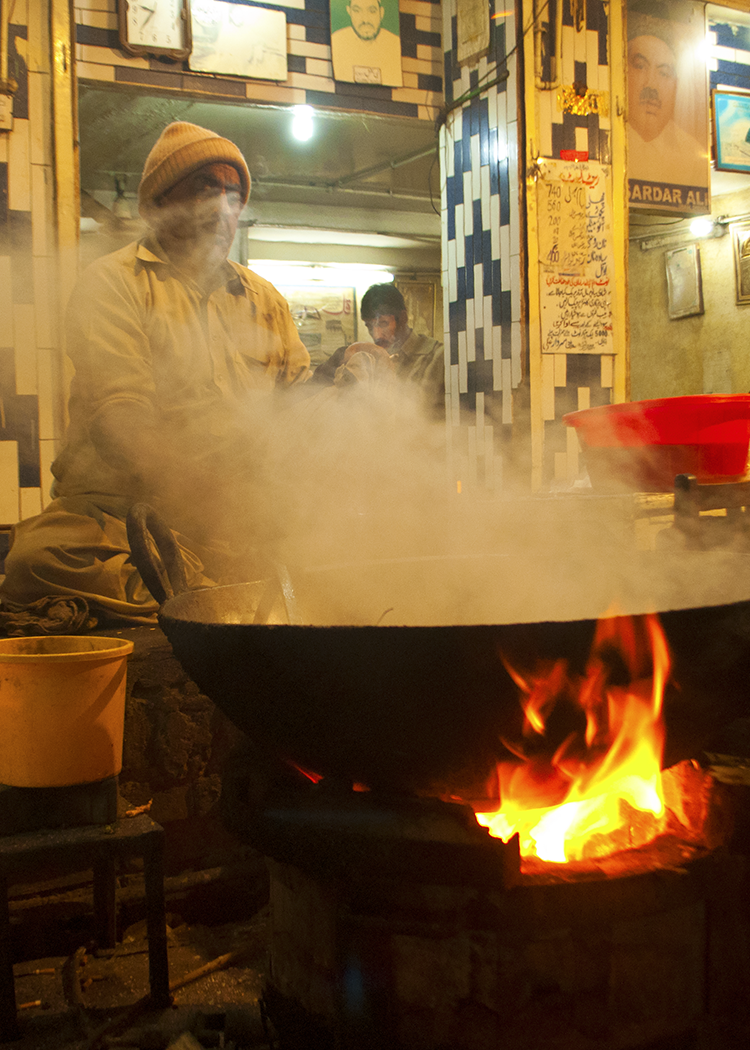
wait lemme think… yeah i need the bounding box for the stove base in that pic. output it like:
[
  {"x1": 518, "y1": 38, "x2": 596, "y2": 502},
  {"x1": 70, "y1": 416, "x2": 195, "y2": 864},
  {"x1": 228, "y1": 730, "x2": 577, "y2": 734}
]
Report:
[{"x1": 265, "y1": 846, "x2": 750, "y2": 1050}]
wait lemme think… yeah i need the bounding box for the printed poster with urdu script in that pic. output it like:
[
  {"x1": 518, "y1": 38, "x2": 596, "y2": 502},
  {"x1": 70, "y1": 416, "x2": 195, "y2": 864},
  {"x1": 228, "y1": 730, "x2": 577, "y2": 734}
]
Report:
[{"x1": 537, "y1": 160, "x2": 614, "y2": 355}]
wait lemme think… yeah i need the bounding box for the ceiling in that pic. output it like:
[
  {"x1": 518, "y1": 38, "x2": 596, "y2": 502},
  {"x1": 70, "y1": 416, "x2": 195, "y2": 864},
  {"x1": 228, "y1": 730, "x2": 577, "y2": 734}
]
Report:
[{"x1": 77, "y1": 86, "x2": 443, "y2": 265}]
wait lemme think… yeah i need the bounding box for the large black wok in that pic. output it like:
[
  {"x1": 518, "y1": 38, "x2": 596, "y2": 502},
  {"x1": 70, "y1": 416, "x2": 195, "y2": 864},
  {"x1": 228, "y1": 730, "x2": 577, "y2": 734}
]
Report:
[{"x1": 127, "y1": 504, "x2": 750, "y2": 797}]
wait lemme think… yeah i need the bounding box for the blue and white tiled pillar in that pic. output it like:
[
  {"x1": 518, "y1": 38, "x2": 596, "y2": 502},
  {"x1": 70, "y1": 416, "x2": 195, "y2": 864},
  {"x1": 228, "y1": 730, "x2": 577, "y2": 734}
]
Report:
[
  {"x1": 440, "y1": 0, "x2": 628, "y2": 494},
  {"x1": 440, "y1": 0, "x2": 523, "y2": 495}
]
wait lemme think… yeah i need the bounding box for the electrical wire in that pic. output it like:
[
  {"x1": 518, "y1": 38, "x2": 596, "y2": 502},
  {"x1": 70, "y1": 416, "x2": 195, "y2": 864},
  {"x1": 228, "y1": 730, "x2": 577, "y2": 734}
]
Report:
[{"x1": 436, "y1": 0, "x2": 551, "y2": 132}]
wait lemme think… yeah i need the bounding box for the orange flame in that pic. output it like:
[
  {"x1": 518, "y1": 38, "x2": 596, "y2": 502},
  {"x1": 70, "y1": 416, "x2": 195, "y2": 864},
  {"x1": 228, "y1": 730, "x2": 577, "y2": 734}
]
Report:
[{"x1": 475, "y1": 613, "x2": 670, "y2": 864}]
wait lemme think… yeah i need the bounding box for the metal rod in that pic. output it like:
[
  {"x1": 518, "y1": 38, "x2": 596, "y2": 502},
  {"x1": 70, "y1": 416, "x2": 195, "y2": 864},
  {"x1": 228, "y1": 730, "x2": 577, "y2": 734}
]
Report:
[
  {"x1": 251, "y1": 180, "x2": 435, "y2": 204},
  {"x1": 334, "y1": 144, "x2": 438, "y2": 187}
]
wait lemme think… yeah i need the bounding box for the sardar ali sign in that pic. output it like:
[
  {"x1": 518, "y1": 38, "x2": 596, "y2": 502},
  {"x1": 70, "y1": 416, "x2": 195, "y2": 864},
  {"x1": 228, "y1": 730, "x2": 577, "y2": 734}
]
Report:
[{"x1": 627, "y1": 0, "x2": 709, "y2": 215}]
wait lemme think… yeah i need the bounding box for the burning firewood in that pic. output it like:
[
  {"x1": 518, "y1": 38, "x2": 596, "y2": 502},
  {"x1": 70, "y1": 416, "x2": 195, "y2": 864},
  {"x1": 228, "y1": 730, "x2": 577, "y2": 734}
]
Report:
[{"x1": 124, "y1": 800, "x2": 153, "y2": 817}]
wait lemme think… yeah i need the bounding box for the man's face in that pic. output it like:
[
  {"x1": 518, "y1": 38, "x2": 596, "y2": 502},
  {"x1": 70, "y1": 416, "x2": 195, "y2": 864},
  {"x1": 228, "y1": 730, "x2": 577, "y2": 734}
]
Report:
[
  {"x1": 155, "y1": 162, "x2": 244, "y2": 259},
  {"x1": 364, "y1": 310, "x2": 407, "y2": 350},
  {"x1": 347, "y1": 1, "x2": 384, "y2": 41},
  {"x1": 627, "y1": 34, "x2": 678, "y2": 142}
]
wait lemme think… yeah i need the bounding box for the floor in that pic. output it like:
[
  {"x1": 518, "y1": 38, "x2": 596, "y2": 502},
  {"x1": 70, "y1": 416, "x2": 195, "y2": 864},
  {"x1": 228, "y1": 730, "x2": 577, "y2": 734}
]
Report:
[{"x1": 6, "y1": 868, "x2": 276, "y2": 1050}]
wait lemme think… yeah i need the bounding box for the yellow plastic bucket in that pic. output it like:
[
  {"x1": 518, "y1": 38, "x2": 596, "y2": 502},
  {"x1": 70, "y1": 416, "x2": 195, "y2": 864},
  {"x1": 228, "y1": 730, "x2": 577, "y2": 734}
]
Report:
[{"x1": 0, "y1": 635, "x2": 134, "y2": 787}]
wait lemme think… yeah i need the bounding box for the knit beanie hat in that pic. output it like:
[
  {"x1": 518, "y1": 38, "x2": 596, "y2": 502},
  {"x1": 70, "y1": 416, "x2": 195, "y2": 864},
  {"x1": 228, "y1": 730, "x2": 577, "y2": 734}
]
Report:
[{"x1": 138, "y1": 122, "x2": 251, "y2": 218}]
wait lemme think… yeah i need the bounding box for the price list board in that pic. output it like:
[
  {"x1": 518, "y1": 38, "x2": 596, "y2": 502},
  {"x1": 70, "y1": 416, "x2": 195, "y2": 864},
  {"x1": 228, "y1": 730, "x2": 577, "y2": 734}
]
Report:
[{"x1": 537, "y1": 160, "x2": 614, "y2": 355}]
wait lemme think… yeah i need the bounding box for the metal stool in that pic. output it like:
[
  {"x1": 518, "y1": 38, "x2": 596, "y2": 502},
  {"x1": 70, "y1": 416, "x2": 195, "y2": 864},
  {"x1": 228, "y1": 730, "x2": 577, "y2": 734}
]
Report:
[
  {"x1": 670, "y1": 472, "x2": 750, "y2": 549},
  {"x1": 0, "y1": 813, "x2": 170, "y2": 1042}
]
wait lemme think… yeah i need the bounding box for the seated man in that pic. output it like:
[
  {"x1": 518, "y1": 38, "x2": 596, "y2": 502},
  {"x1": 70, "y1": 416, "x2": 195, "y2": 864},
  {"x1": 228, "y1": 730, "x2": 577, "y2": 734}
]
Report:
[
  {"x1": 0, "y1": 122, "x2": 310, "y2": 629},
  {"x1": 312, "y1": 283, "x2": 445, "y2": 419}
]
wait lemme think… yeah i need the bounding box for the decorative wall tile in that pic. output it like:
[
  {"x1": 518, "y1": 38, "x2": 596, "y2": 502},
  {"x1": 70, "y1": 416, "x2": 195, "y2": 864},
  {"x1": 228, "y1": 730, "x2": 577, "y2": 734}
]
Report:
[
  {"x1": 13, "y1": 0, "x2": 28, "y2": 25},
  {"x1": 288, "y1": 38, "x2": 330, "y2": 60},
  {"x1": 13, "y1": 304, "x2": 38, "y2": 395},
  {"x1": 9, "y1": 26, "x2": 29, "y2": 121},
  {"x1": 8, "y1": 211, "x2": 33, "y2": 304},
  {"x1": 30, "y1": 163, "x2": 53, "y2": 258},
  {"x1": 245, "y1": 83, "x2": 305, "y2": 105},
  {"x1": 76, "y1": 9, "x2": 117, "y2": 30},
  {"x1": 32, "y1": 256, "x2": 54, "y2": 351},
  {"x1": 0, "y1": 346, "x2": 40, "y2": 491},
  {"x1": 27, "y1": 71, "x2": 52, "y2": 166},
  {"x1": 27, "y1": 4, "x2": 51, "y2": 75},
  {"x1": 35, "y1": 341, "x2": 57, "y2": 442},
  {"x1": 8, "y1": 119, "x2": 31, "y2": 212},
  {"x1": 38, "y1": 438, "x2": 56, "y2": 506},
  {"x1": 19, "y1": 486, "x2": 42, "y2": 519},
  {"x1": 0, "y1": 443, "x2": 20, "y2": 525},
  {"x1": 80, "y1": 44, "x2": 150, "y2": 67},
  {"x1": 0, "y1": 258, "x2": 11, "y2": 332},
  {"x1": 76, "y1": 0, "x2": 116, "y2": 11},
  {"x1": 709, "y1": 13, "x2": 750, "y2": 94},
  {"x1": 77, "y1": 60, "x2": 114, "y2": 81},
  {"x1": 288, "y1": 71, "x2": 336, "y2": 93}
]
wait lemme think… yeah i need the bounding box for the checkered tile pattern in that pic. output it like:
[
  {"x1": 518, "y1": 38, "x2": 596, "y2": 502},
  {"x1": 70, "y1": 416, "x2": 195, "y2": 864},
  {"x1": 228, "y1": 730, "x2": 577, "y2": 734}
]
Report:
[
  {"x1": 709, "y1": 14, "x2": 750, "y2": 94},
  {"x1": 75, "y1": 0, "x2": 444, "y2": 121},
  {"x1": 543, "y1": 0, "x2": 610, "y2": 161},
  {"x1": 0, "y1": 17, "x2": 49, "y2": 525},
  {"x1": 440, "y1": 0, "x2": 520, "y2": 492},
  {"x1": 441, "y1": 0, "x2": 617, "y2": 491}
]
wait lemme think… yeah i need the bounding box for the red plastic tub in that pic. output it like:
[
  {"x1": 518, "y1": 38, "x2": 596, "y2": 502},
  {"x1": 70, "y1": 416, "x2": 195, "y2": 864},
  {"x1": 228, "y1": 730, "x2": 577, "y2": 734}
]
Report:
[{"x1": 563, "y1": 395, "x2": 750, "y2": 492}]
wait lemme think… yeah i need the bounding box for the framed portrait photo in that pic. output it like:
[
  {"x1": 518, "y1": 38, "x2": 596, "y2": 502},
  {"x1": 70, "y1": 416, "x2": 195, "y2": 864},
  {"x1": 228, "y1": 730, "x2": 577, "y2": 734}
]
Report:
[
  {"x1": 713, "y1": 90, "x2": 750, "y2": 173},
  {"x1": 732, "y1": 222, "x2": 750, "y2": 304},
  {"x1": 329, "y1": 0, "x2": 403, "y2": 86},
  {"x1": 665, "y1": 243, "x2": 704, "y2": 320}
]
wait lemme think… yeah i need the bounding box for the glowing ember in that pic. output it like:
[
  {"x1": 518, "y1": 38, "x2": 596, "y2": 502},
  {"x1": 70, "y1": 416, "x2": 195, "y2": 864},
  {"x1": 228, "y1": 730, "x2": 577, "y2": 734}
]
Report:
[{"x1": 474, "y1": 613, "x2": 670, "y2": 864}]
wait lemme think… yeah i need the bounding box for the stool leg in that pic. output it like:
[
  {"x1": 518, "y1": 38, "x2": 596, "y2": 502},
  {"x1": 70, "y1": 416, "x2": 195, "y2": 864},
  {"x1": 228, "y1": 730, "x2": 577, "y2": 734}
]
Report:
[
  {"x1": 0, "y1": 876, "x2": 20, "y2": 1043},
  {"x1": 93, "y1": 857, "x2": 117, "y2": 949},
  {"x1": 143, "y1": 834, "x2": 170, "y2": 1007}
]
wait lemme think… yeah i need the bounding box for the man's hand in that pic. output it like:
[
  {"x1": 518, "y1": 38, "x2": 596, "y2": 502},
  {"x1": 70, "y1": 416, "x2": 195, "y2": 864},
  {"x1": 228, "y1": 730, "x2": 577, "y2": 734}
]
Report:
[
  {"x1": 334, "y1": 342, "x2": 395, "y2": 388},
  {"x1": 343, "y1": 341, "x2": 393, "y2": 366}
]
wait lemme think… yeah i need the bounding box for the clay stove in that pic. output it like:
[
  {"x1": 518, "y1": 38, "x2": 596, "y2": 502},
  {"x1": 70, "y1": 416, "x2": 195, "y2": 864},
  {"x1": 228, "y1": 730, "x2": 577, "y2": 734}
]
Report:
[
  {"x1": 257, "y1": 766, "x2": 748, "y2": 1050},
  {"x1": 251, "y1": 612, "x2": 750, "y2": 1050}
]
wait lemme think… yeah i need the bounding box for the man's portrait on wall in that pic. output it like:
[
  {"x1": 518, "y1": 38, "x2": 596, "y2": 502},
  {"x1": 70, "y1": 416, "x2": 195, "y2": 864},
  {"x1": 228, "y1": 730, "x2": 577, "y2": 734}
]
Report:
[
  {"x1": 330, "y1": 0, "x2": 403, "y2": 87},
  {"x1": 627, "y1": 0, "x2": 709, "y2": 213}
]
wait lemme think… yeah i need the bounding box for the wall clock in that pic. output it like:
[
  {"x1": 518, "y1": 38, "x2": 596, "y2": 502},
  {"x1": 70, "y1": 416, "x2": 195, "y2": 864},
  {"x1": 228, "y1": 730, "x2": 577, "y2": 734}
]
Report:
[{"x1": 118, "y1": 0, "x2": 192, "y2": 61}]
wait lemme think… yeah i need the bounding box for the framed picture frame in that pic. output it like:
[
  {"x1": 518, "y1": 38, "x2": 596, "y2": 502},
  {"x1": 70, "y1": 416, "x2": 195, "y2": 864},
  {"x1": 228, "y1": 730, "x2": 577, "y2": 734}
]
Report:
[
  {"x1": 665, "y1": 244, "x2": 704, "y2": 320},
  {"x1": 395, "y1": 279, "x2": 438, "y2": 339},
  {"x1": 732, "y1": 222, "x2": 750, "y2": 304},
  {"x1": 713, "y1": 90, "x2": 750, "y2": 173},
  {"x1": 189, "y1": 0, "x2": 287, "y2": 80}
]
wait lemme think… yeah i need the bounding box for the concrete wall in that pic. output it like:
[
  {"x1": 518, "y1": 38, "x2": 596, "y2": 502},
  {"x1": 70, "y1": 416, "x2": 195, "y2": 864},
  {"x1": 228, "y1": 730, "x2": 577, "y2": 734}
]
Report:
[
  {"x1": 628, "y1": 5, "x2": 750, "y2": 404},
  {"x1": 629, "y1": 185, "x2": 750, "y2": 402}
]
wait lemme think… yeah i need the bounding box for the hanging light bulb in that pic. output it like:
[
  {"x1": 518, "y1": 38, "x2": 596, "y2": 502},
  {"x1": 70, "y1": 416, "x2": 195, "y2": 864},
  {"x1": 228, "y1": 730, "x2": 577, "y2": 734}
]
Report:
[
  {"x1": 689, "y1": 216, "x2": 714, "y2": 238},
  {"x1": 291, "y1": 105, "x2": 314, "y2": 142}
]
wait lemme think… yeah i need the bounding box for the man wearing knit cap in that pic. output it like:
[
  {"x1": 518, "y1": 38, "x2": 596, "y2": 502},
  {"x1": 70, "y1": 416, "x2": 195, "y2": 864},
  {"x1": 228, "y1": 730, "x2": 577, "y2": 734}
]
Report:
[{"x1": 0, "y1": 122, "x2": 311, "y2": 630}]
